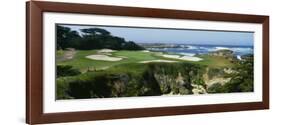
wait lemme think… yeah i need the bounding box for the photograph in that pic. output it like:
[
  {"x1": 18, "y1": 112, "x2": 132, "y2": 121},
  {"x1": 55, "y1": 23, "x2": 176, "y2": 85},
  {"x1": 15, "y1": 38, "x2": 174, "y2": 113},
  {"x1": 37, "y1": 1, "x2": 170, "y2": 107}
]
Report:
[{"x1": 55, "y1": 24, "x2": 254, "y2": 100}]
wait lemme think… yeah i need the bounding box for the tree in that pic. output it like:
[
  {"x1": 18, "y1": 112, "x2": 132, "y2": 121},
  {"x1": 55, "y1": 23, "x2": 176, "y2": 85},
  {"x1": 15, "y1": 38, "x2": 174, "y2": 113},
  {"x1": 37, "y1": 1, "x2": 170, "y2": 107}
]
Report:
[
  {"x1": 123, "y1": 41, "x2": 144, "y2": 50},
  {"x1": 57, "y1": 25, "x2": 81, "y2": 49},
  {"x1": 56, "y1": 25, "x2": 144, "y2": 50},
  {"x1": 81, "y1": 28, "x2": 110, "y2": 36}
]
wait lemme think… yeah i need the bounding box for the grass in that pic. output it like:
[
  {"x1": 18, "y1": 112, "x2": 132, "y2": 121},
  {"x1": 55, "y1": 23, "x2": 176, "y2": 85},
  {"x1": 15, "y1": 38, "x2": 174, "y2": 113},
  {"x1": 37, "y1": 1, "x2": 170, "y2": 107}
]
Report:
[
  {"x1": 57, "y1": 50, "x2": 234, "y2": 72},
  {"x1": 196, "y1": 55, "x2": 234, "y2": 68},
  {"x1": 56, "y1": 50, "x2": 65, "y2": 59},
  {"x1": 57, "y1": 50, "x2": 159, "y2": 72}
]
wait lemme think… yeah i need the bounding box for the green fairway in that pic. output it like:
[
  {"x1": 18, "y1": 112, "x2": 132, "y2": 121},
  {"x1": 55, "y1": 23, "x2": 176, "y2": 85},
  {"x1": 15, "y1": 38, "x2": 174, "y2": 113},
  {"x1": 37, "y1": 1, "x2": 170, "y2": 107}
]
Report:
[
  {"x1": 194, "y1": 55, "x2": 234, "y2": 68},
  {"x1": 57, "y1": 50, "x2": 160, "y2": 72},
  {"x1": 57, "y1": 49, "x2": 234, "y2": 72}
]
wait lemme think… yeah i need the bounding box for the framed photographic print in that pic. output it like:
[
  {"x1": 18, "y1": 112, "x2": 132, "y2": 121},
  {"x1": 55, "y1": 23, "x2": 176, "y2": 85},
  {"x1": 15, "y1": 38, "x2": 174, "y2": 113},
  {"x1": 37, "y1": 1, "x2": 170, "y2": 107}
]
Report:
[{"x1": 26, "y1": 1, "x2": 269, "y2": 124}]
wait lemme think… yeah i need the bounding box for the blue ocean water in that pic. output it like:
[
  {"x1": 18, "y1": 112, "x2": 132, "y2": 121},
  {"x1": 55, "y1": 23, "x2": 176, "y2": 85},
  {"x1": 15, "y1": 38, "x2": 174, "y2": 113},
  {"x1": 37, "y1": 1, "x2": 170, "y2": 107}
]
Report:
[{"x1": 147, "y1": 44, "x2": 253, "y2": 57}]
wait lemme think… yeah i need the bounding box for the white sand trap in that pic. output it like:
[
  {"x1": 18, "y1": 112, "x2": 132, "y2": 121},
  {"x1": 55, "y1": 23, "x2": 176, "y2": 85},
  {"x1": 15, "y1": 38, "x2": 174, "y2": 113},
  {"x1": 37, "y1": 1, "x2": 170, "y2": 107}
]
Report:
[
  {"x1": 98, "y1": 49, "x2": 115, "y2": 53},
  {"x1": 162, "y1": 54, "x2": 203, "y2": 61},
  {"x1": 139, "y1": 60, "x2": 178, "y2": 63},
  {"x1": 141, "y1": 50, "x2": 150, "y2": 52},
  {"x1": 162, "y1": 54, "x2": 181, "y2": 58},
  {"x1": 86, "y1": 55, "x2": 122, "y2": 61},
  {"x1": 180, "y1": 56, "x2": 203, "y2": 61}
]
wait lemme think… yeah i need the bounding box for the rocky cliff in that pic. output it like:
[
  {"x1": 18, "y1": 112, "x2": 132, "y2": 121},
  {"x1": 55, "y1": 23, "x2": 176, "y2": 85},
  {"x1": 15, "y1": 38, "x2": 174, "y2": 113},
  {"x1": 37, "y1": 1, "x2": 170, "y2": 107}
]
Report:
[{"x1": 57, "y1": 62, "x2": 238, "y2": 99}]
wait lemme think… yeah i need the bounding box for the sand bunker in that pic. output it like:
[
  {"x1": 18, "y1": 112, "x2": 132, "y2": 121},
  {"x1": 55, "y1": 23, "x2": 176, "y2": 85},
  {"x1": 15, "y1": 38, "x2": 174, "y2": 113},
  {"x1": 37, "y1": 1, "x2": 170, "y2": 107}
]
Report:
[
  {"x1": 180, "y1": 56, "x2": 203, "y2": 61},
  {"x1": 162, "y1": 54, "x2": 203, "y2": 61},
  {"x1": 162, "y1": 54, "x2": 181, "y2": 58},
  {"x1": 98, "y1": 49, "x2": 115, "y2": 53},
  {"x1": 86, "y1": 55, "x2": 122, "y2": 61},
  {"x1": 139, "y1": 60, "x2": 178, "y2": 63},
  {"x1": 141, "y1": 50, "x2": 150, "y2": 53}
]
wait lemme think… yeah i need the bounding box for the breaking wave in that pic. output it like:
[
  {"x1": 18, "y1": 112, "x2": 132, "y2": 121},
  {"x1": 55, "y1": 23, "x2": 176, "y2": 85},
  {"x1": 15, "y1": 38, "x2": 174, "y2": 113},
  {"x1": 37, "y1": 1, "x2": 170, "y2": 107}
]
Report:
[{"x1": 147, "y1": 45, "x2": 253, "y2": 56}]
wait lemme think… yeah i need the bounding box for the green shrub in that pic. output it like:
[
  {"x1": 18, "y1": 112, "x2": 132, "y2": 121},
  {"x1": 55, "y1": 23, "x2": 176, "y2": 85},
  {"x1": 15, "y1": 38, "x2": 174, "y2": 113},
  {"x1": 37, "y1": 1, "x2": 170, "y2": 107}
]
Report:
[
  {"x1": 207, "y1": 83, "x2": 226, "y2": 93},
  {"x1": 57, "y1": 65, "x2": 81, "y2": 77}
]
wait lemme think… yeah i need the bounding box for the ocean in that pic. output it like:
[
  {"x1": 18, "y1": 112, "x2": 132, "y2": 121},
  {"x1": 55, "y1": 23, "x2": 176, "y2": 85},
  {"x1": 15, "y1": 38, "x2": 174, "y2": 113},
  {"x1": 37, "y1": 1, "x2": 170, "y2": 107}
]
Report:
[{"x1": 145, "y1": 44, "x2": 253, "y2": 57}]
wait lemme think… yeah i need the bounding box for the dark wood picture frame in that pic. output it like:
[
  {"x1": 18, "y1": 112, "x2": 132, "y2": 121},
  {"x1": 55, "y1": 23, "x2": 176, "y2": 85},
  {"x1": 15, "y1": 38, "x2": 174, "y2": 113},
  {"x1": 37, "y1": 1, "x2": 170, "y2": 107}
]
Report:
[{"x1": 26, "y1": 1, "x2": 269, "y2": 124}]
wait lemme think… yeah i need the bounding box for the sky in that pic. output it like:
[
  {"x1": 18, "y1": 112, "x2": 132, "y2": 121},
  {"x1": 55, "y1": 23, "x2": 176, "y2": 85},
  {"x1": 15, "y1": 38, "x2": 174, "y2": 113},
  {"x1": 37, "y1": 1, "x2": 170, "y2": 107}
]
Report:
[{"x1": 60, "y1": 24, "x2": 254, "y2": 46}]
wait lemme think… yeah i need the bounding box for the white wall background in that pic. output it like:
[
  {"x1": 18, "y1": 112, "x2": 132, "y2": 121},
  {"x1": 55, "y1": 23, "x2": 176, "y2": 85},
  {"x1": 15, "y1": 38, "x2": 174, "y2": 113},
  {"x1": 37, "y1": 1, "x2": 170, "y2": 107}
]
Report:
[{"x1": 0, "y1": 0, "x2": 279, "y2": 124}]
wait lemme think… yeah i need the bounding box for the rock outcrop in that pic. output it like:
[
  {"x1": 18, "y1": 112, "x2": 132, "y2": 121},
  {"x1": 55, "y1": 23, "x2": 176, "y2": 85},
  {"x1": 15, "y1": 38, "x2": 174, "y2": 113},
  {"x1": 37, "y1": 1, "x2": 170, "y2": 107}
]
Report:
[{"x1": 57, "y1": 62, "x2": 237, "y2": 99}]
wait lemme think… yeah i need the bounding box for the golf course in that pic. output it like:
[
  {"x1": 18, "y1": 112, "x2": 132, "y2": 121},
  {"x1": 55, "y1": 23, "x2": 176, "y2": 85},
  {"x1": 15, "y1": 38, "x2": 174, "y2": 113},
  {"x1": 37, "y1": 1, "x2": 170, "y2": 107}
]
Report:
[
  {"x1": 57, "y1": 49, "x2": 234, "y2": 73},
  {"x1": 55, "y1": 24, "x2": 254, "y2": 100}
]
